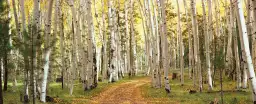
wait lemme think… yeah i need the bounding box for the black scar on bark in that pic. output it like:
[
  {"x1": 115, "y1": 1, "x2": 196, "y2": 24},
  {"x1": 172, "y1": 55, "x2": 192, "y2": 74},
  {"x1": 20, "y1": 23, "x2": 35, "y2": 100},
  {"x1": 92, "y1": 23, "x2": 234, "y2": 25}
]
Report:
[
  {"x1": 111, "y1": 64, "x2": 114, "y2": 69},
  {"x1": 165, "y1": 88, "x2": 170, "y2": 93},
  {"x1": 24, "y1": 94, "x2": 29, "y2": 103}
]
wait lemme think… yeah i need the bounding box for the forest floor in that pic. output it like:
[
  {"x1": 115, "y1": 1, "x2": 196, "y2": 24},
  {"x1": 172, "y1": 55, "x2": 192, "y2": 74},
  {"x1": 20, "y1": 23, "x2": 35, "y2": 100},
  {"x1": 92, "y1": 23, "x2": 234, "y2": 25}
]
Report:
[
  {"x1": 74, "y1": 77, "x2": 173, "y2": 104},
  {"x1": 88, "y1": 77, "x2": 149, "y2": 104},
  {"x1": 3, "y1": 70, "x2": 253, "y2": 104}
]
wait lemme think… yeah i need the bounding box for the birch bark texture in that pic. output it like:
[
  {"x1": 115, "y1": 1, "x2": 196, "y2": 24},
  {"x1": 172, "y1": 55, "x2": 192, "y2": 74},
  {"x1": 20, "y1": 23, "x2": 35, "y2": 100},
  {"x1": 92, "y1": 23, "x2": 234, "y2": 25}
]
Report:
[
  {"x1": 160, "y1": 0, "x2": 171, "y2": 93},
  {"x1": 41, "y1": 0, "x2": 54, "y2": 102},
  {"x1": 235, "y1": 0, "x2": 256, "y2": 102},
  {"x1": 176, "y1": 0, "x2": 184, "y2": 86}
]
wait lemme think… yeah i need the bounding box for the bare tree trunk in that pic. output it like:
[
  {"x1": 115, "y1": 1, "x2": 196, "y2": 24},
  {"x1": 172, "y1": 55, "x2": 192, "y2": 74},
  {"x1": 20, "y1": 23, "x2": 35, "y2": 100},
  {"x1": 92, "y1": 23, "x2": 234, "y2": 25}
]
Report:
[
  {"x1": 146, "y1": 0, "x2": 157, "y2": 87},
  {"x1": 152, "y1": 0, "x2": 161, "y2": 88},
  {"x1": 108, "y1": 0, "x2": 117, "y2": 82},
  {"x1": 41, "y1": 0, "x2": 54, "y2": 102},
  {"x1": 252, "y1": 0, "x2": 256, "y2": 70},
  {"x1": 183, "y1": 0, "x2": 192, "y2": 79},
  {"x1": 236, "y1": 0, "x2": 256, "y2": 102},
  {"x1": 225, "y1": 0, "x2": 233, "y2": 86},
  {"x1": 176, "y1": 0, "x2": 184, "y2": 86},
  {"x1": 125, "y1": 0, "x2": 130, "y2": 77},
  {"x1": 130, "y1": 0, "x2": 135, "y2": 76},
  {"x1": 101, "y1": 0, "x2": 107, "y2": 80},
  {"x1": 0, "y1": 58, "x2": 2, "y2": 104},
  {"x1": 59, "y1": 0, "x2": 65, "y2": 90},
  {"x1": 19, "y1": 0, "x2": 30, "y2": 101},
  {"x1": 206, "y1": 0, "x2": 213, "y2": 91},
  {"x1": 87, "y1": 0, "x2": 97, "y2": 88},
  {"x1": 235, "y1": 1, "x2": 244, "y2": 89},
  {"x1": 190, "y1": 0, "x2": 202, "y2": 91},
  {"x1": 31, "y1": 0, "x2": 40, "y2": 102},
  {"x1": 160, "y1": 0, "x2": 171, "y2": 93},
  {"x1": 77, "y1": 0, "x2": 87, "y2": 90}
]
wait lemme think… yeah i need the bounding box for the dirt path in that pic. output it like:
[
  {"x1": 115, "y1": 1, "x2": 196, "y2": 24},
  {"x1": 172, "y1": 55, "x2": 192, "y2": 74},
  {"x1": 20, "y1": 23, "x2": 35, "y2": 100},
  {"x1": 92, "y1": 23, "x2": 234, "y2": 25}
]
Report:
[{"x1": 89, "y1": 77, "x2": 150, "y2": 104}]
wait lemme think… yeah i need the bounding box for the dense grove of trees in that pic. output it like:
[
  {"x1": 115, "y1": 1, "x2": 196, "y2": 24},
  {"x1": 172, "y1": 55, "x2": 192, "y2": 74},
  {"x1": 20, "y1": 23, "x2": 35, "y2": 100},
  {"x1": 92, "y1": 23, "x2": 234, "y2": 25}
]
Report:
[{"x1": 0, "y1": 0, "x2": 256, "y2": 103}]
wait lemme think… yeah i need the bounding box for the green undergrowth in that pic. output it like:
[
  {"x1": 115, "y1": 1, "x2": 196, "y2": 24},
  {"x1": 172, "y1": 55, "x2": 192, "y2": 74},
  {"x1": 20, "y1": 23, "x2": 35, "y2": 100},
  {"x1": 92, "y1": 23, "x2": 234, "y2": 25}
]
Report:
[
  {"x1": 141, "y1": 69, "x2": 252, "y2": 104},
  {"x1": 3, "y1": 75, "x2": 146, "y2": 104}
]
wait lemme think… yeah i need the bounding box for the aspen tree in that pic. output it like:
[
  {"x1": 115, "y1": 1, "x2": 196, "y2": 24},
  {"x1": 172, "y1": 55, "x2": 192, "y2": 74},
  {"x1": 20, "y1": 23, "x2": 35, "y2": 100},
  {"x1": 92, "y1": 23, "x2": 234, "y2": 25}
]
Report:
[
  {"x1": 205, "y1": 0, "x2": 213, "y2": 90},
  {"x1": 160, "y1": 0, "x2": 171, "y2": 93},
  {"x1": 229, "y1": 0, "x2": 241, "y2": 89},
  {"x1": 236, "y1": 0, "x2": 256, "y2": 102},
  {"x1": 235, "y1": 1, "x2": 245, "y2": 89},
  {"x1": 68, "y1": 0, "x2": 79, "y2": 94},
  {"x1": 143, "y1": 0, "x2": 152, "y2": 76},
  {"x1": 86, "y1": 0, "x2": 97, "y2": 88},
  {"x1": 130, "y1": 0, "x2": 136, "y2": 76},
  {"x1": 251, "y1": 0, "x2": 256, "y2": 70},
  {"x1": 19, "y1": 0, "x2": 30, "y2": 99},
  {"x1": 242, "y1": 0, "x2": 254, "y2": 89},
  {"x1": 152, "y1": 0, "x2": 161, "y2": 88},
  {"x1": 176, "y1": 0, "x2": 184, "y2": 85},
  {"x1": 183, "y1": 0, "x2": 193, "y2": 79},
  {"x1": 93, "y1": 0, "x2": 103, "y2": 82},
  {"x1": 225, "y1": 0, "x2": 233, "y2": 84},
  {"x1": 108, "y1": 0, "x2": 117, "y2": 82},
  {"x1": 102, "y1": 0, "x2": 108, "y2": 80},
  {"x1": 190, "y1": 0, "x2": 202, "y2": 91},
  {"x1": 146, "y1": 0, "x2": 157, "y2": 87},
  {"x1": 31, "y1": 0, "x2": 41, "y2": 102},
  {"x1": 125, "y1": 0, "x2": 131, "y2": 76},
  {"x1": 77, "y1": 0, "x2": 87, "y2": 90},
  {"x1": 58, "y1": 0, "x2": 65, "y2": 89},
  {"x1": 41, "y1": 0, "x2": 54, "y2": 102}
]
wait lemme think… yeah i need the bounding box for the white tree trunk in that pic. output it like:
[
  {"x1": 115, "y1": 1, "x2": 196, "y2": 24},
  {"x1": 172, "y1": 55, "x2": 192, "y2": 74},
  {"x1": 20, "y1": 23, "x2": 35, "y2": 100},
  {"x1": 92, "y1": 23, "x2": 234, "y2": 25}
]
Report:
[
  {"x1": 125, "y1": 0, "x2": 130, "y2": 76},
  {"x1": 176, "y1": 0, "x2": 184, "y2": 86},
  {"x1": 206, "y1": 0, "x2": 213, "y2": 90},
  {"x1": 225, "y1": 0, "x2": 233, "y2": 85},
  {"x1": 183, "y1": 0, "x2": 192, "y2": 79},
  {"x1": 160, "y1": 0, "x2": 171, "y2": 93},
  {"x1": 101, "y1": 0, "x2": 108, "y2": 80},
  {"x1": 190, "y1": 0, "x2": 202, "y2": 91},
  {"x1": 41, "y1": 0, "x2": 54, "y2": 102},
  {"x1": 108, "y1": 0, "x2": 117, "y2": 82},
  {"x1": 252, "y1": 0, "x2": 256, "y2": 70},
  {"x1": 68, "y1": 0, "x2": 78, "y2": 95},
  {"x1": 236, "y1": 0, "x2": 256, "y2": 102}
]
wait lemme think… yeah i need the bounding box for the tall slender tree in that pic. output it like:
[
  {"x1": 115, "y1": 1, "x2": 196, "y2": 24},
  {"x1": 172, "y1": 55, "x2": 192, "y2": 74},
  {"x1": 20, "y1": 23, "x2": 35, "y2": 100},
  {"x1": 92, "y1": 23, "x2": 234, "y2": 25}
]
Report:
[
  {"x1": 41, "y1": 0, "x2": 54, "y2": 102},
  {"x1": 176, "y1": 0, "x2": 184, "y2": 85},
  {"x1": 0, "y1": 59, "x2": 2, "y2": 104},
  {"x1": 236, "y1": 0, "x2": 256, "y2": 102},
  {"x1": 160, "y1": 0, "x2": 171, "y2": 93},
  {"x1": 205, "y1": 0, "x2": 213, "y2": 90},
  {"x1": 190, "y1": 0, "x2": 202, "y2": 91}
]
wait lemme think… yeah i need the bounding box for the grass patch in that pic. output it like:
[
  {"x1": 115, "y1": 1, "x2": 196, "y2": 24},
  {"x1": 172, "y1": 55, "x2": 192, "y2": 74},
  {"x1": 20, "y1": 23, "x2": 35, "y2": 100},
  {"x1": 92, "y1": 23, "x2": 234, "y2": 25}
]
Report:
[
  {"x1": 141, "y1": 69, "x2": 252, "y2": 104},
  {"x1": 3, "y1": 75, "x2": 146, "y2": 104}
]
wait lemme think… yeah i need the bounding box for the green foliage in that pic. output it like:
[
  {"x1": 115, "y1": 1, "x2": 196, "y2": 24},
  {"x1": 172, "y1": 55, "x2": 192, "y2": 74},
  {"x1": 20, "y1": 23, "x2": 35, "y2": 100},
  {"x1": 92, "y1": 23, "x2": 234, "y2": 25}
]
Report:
[{"x1": 0, "y1": 0, "x2": 10, "y2": 57}]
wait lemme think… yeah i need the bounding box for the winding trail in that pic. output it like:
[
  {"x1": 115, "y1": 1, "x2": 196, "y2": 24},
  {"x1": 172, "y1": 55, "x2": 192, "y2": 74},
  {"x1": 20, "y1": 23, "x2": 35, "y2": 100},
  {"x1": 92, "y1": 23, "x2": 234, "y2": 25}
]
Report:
[
  {"x1": 89, "y1": 77, "x2": 150, "y2": 104},
  {"x1": 72, "y1": 77, "x2": 173, "y2": 104}
]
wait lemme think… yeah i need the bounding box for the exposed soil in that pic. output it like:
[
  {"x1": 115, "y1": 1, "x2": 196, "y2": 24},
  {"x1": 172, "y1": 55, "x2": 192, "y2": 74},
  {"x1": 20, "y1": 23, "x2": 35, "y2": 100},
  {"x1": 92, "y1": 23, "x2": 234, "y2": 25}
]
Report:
[{"x1": 89, "y1": 78, "x2": 150, "y2": 104}]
